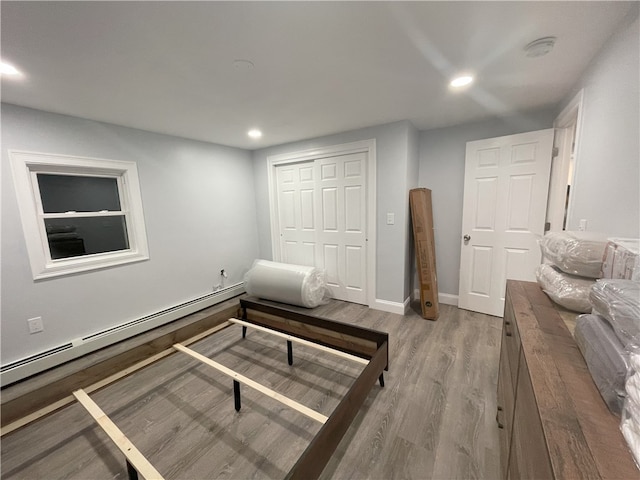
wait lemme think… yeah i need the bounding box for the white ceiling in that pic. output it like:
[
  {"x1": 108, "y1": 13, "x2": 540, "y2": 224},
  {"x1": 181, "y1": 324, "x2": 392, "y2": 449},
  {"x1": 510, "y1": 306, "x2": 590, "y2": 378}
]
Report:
[{"x1": 1, "y1": 1, "x2": 635, "y2": 150}]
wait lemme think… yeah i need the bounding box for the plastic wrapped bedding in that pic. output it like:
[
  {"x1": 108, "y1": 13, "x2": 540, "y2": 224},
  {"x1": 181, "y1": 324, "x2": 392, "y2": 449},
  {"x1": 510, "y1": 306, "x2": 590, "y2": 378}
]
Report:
[
  {"x1": 535, "y1": 264, "x2": 595, "y2": 312},
  {"x1": 602, "y1": 239, "x2": 640, "y2": 280},
  {"x1": 243, "y1": 260, "x2": 329, "y2": 308},
  {"x1": 621, "y1": 408, "x2": 640, "y2": 468},
  {"x1": 630, "y1": 349, "x2": 640, "y2": 377},
  {"x1": 622, "y1": 350, "x2": 640, "y2": 468},
  {"x1": 589, "y1": 279, "x2": 640, "y2": 348},
  {"x1": 539, "y1": 231, "x2": 609, "y2": 278},
  {"x1": 624, "y1": 397, "x2": 640, "y2": 426},
  {"x1": 628, "y1": 371, "x2": 640, "y2": 408},
  {"x1": 575, "y1": 314, "x2": 628, "y2": 415}
]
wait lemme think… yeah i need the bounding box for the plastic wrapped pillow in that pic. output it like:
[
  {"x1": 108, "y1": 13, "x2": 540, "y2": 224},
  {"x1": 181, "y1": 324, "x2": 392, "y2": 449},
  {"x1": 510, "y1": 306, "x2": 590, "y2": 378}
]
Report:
[
  {"x1": 536, "y1": 264, "x2": 595, "y2": 312},
  {"x1": 243, "y1": 259, "x2": 330, "y2": 308},
  {"x1": 539, "y1": 231, "x2": 608, "y2": 278},
  {"x1": 589, "y1": 279, "x2": 640, "y2": 348}
]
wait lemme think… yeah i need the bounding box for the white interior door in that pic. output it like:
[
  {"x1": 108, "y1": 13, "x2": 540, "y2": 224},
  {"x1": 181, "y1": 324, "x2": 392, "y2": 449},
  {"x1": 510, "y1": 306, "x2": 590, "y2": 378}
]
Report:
[
  {"x1": 458, "y1": 129, "x2": 554, "y2": 317},
  {"x1": 275, "y1": 152, "x2": 367, "y2": 304}
]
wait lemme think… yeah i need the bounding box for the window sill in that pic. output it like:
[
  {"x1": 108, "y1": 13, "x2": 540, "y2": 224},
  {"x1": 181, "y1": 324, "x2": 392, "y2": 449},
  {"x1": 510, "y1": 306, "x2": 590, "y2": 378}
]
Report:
[{"x1": 33, "y1": 250, "x2": 149, "y2": 280}]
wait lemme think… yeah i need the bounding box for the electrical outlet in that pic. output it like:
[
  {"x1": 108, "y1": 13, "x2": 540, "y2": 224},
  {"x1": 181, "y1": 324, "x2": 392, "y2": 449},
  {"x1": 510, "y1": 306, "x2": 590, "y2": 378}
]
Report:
[
  {"x1": 579, "y1": 219, "x2": 587, "y2": 231},
  {"x1": 28, "y1": 317, "x2": 44, "y2": 334}
]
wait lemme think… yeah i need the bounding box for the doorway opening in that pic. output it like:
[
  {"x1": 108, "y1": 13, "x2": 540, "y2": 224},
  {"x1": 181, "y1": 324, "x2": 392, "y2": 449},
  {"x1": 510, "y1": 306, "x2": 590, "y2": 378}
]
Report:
[{"x1": 546, "y1": 90, "x2": 584, "y2": 232}]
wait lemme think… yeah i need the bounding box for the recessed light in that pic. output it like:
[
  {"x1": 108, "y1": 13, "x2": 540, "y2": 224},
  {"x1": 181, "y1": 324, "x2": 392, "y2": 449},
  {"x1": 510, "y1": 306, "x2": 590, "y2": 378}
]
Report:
[
  {"x1": 450, "y1": 75, "x2": 474, "y2": 88},
  {"x1": 1, "y1": 61, "x2": 22, "y2": 76},
  {"x1": 248, "y1": 129, "x2": 262, "y2": 139}
]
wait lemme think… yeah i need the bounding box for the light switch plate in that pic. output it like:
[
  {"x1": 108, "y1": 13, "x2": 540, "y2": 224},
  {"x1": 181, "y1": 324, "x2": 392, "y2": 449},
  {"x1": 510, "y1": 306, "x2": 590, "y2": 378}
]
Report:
[{"x1": 387, "y1": 213, "x2": 395, "y2": 225}]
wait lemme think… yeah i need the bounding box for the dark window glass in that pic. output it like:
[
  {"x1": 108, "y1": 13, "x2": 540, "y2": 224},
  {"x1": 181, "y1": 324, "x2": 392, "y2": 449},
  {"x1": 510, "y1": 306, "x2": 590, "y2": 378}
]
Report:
[
  {"x1": 38, "y1": 174, "x2": 121, "y2": 213},
  {"x1": 45, "y1": 216, "x2": 129, "y2": 259}
]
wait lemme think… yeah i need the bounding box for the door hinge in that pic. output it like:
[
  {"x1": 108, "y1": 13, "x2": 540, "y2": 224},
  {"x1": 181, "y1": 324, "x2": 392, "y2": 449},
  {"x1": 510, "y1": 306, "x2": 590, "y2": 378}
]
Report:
[
  {"x1": 544, "y1": 222, "x2": 551, "y2": 232},
  {"x1": 552, "y1": 146, "x2": 559, "y2": 157}
]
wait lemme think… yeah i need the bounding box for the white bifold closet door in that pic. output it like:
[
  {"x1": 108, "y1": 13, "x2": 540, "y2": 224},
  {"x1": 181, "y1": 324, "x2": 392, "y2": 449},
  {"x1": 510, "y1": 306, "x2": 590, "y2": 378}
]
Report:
[{"x1": 275, "y1": 152, "x2": 367, "y2": 304}]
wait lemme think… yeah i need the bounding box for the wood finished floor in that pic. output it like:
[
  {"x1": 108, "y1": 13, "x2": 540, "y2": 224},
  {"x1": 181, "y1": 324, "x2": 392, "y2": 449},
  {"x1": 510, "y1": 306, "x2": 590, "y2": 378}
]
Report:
[{"x1": 1, "y1": 300, "x2": 502, "y2": 480}]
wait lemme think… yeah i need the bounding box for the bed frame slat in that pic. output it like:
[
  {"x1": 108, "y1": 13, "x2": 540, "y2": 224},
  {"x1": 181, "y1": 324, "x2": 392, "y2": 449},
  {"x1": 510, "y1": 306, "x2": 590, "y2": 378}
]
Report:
[
  {"x1": 229, "y1": 318, "x2": 369, "y2": 365},
  {"x1": 73, "y1": 389, "x2": 164, "y2": 480},
  {"x1": 173, "y1": 343, "x2": 328, "y2": 424}
]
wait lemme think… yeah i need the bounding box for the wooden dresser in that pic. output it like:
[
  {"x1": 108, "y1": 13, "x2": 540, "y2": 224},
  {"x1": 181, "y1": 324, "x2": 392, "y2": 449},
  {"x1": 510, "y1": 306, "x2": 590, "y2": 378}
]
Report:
[{"x1": 497, "y1": 280, "x2": 638, "y2": 479}]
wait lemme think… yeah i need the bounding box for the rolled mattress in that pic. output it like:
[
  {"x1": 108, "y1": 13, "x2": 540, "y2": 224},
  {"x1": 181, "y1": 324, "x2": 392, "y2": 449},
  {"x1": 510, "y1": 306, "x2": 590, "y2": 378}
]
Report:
[{"x1": 243, "y1": 260, "x2": 328, "y2": 308}]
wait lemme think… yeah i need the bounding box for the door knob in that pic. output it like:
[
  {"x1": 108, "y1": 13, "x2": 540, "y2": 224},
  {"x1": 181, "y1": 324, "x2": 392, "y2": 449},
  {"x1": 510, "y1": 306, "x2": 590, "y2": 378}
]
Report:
[{"x1": 463, "y1": 234, "x2": 471, "y2": 242}]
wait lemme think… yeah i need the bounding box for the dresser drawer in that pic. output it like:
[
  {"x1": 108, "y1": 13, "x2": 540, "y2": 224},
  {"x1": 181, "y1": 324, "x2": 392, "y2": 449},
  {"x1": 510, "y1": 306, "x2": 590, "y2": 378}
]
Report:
[
  {"x1": 502, "y1": 297, "x2": 520, "y2": 393},
  {"x1": 497, "y1": 341, "x2": 514, "y2": 479}
]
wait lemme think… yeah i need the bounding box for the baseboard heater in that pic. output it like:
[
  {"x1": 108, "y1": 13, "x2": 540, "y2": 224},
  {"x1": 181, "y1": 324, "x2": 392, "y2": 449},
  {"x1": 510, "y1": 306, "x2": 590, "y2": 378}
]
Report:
[{"x1": 1, "y1": 283, "x2": 244, "y2": 387}]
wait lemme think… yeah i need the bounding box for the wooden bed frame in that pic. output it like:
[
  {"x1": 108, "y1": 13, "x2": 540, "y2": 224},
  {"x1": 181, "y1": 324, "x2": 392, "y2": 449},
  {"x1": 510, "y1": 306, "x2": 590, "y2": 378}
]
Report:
[{"x1": 1, "y1": 297, "x2": 390, "y2": 480}]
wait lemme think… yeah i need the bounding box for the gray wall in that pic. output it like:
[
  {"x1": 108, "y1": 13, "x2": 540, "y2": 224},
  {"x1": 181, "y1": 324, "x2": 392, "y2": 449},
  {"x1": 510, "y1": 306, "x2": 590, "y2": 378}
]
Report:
[
  {"x1": 1, "y1": 104, "x2": 260, "y2": 364},
  {"x1": 418, "y1": 109, "x2": 556, "y2": 297},
  {"x1": 562, "y1": 9, "x2": 639, "y2": 237},
  {"x1": 252, "y1": 120, "x2": 415, "y2": 305}
]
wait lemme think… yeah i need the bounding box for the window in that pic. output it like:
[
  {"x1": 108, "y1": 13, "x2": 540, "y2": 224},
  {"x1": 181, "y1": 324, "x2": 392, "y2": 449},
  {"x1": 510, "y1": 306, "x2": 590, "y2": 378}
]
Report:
[{"x1": 10, "y1": 151, "x2": 149, "y2": 279}]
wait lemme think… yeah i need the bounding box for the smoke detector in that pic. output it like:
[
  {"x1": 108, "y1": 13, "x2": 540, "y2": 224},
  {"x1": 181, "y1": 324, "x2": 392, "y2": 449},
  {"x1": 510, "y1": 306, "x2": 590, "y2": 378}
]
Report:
[
  {"x1": 233, "y1": 59, "x2": 254, "y2": 70},
  {"x1": 524, "y1": 37, "x2": 556, "y2": 58}
]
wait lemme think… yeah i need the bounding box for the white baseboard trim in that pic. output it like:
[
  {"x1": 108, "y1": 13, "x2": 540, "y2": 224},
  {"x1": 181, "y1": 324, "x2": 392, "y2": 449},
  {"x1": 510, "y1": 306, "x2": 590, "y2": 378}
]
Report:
[
  {"x1": 403, "y1": 295, "x2": 411, "y2": 314},
  {"x1": 370, "y1": 298, "x2": 408, "y2": 315},
  {"x1": 413, "y1": 289, "x2": 459, "y2": 307},
  {"x1": 438, "y1": 293, "x2": 459, "y2": 306},
  {"x1": 1, "y1": 283, "x2": 245, "y2": 387}
]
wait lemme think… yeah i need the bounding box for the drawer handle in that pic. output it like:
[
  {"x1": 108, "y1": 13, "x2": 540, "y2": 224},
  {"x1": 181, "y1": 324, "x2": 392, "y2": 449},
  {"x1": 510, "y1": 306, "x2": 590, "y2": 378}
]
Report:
[
  {"x1": 506, "y1": 331, "x2": 512, "y2": 337},
  {"x1": 498, "y1": 422, "x2": 504, "y2": 429},
  {"x1": 497, "y1": 406, "x2": 503, "y2": 411}
]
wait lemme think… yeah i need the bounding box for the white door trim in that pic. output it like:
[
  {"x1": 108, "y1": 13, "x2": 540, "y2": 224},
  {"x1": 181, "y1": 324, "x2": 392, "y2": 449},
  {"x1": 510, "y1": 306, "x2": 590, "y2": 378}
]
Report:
[
  {"x1": 267, "y1": 139, "x2": 377, "y2": 307},
  {"x1": 547, "y1": 89, "x2": 584, "y2": 231}
]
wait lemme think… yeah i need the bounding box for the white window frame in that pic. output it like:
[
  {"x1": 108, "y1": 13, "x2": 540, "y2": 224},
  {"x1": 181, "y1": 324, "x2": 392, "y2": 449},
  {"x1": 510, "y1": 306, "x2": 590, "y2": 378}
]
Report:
[{"x1": 9, "y1": 150, "x2": 149, "y2": 280}]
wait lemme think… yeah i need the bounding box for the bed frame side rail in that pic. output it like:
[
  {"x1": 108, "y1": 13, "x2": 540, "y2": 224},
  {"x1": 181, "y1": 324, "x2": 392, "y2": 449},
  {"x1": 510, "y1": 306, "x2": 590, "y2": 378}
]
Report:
[{"x1": 239, "y1": 298, "x2": 389, "y2": 371}]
